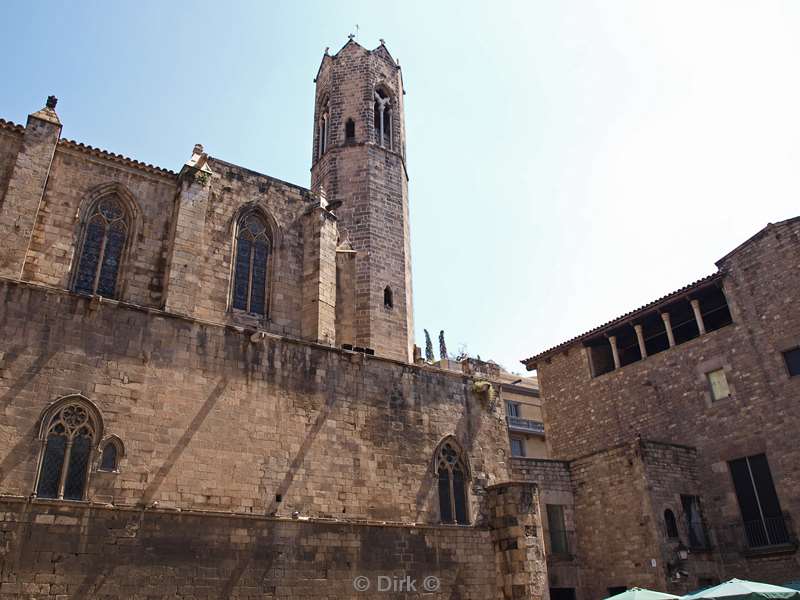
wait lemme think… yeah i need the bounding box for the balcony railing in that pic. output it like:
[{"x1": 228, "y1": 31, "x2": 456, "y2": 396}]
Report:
[
  {"x1": 744, "y1": 516, "x2": 791, "y2": 548},
  {"x1": 507, "y1": 416, "x2": 545, "y2": 435}
]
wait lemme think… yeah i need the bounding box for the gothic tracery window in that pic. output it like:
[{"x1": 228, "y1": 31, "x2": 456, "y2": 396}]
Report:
[
  {"x1": 74, "y1": 195, "x2": 129, "y2": 298},
  {"x1": 436, "y1": 439, "x2": 469, "y2": 525},
  {"x1": 373, "y1": 88, "x2": 392, "y2": 149},
  {"x1": 36, "y1": 400, "x2": 100, "y2": 501},
  {"x1": 232, "y1": 211, "x2": 271, "y2": 316}
]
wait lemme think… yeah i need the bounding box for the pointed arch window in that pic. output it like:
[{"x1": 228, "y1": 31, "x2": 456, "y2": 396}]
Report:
[
  {"x1": 318, "y1": 97, "x2": 330, "y2": 158},
  {"x1": 98, "y1": 436, "x2": 124, "y2": 472},
  {"x1": 374, "y1": 89, "x2": 392, "y2": 149},
  {"x1": 36, "y1": 400, "x2": 101, "y2": 501},
  {"x1": 74, "y1": 195, "x2": 129, "y2": 298},
  {"x1": 384, "y1": 286, "x2": 393, "y2": 309},
  {"x1": 232, "y1": 211, "x2": 271, "y2": 316},
  {"x1": 99, "y1": 443, "x2": 117, "y2": 472},
  {"x1": 436, "y1": 439, "x2": 469, "y2": 524}
]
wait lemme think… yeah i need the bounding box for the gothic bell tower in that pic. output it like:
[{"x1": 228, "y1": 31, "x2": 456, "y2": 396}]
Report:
[{"x1": 311, "y1": 38, "x2": 414, "y2": 363}]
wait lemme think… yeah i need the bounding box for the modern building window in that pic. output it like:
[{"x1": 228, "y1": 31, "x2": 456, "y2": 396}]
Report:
[
  {"x1": 783, "y1": 347, "x2": 800, "y2": 377},
  {"x1": 510, "y1": 437, "x2": 526, "y2": 457},
  {"x1": 436, "y1": 438, "x2": 469, "y2": 525},
  {"x1": 707, "y1": 368, "x2": 731, "y2": 400},
  {"x1": 383, "y1": 286, "x2": 393, "y2": 309},
  {"x1": 681, "y1": 495, "x2": 709, "y2": 548},
  {"x1": 506, "y1": 401, "x2": 521, "y2": 417},
  {"x1": 74, "y1": 195, "x2": 129, "y2": 298},
  {"x1": 345, "y1": 118, "x2": 356, "y2": 142},
  {"x1": 373, "y1": 88, "x2": 392, "y2": 148},
  {"x1": 547, "y1": 504, "x2": 569, "y2": 555},
  {"x1": 664, "y1": 508, "x2": 679, "y2": 538},
  {"x1": 729, "y1": 454, "x2": 789, "y2": 547},
  {"x1": 36, "y1": 399, "x2": 101, "y2": 501},
  {"x1": 232, "y1": 211, "x2": 271, "y2": 316}
]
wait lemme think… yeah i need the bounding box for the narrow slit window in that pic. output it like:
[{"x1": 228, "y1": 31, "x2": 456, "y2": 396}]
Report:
[
  {"x1": 383, "y1": 286, "x2": 393, "y2": 309},
  {"x1": 664, "y1": 509, "x2": 679, "y2": 538},
  {"x1": 99, "y1": 442, "x2": 118, "y2": 472},
  {"x1": 232, "y1": 212, "x2": 271, "y2": 316},
  {"x1": 345, "y1": 118, "x2": 356, "y2": 142},
  {"x1": 318, "y1": 98, "x2": 330, "y2": 158}
]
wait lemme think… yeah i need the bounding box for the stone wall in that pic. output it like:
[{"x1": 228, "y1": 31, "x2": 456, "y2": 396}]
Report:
[
  {"x1": 0, "y1": 277, "x2": 509, "y2": 525},
  {"x1": 534, "y1": 218, "x2": 800, "y2": 585},
  {"x1": 637, "y1": 441, "x2": 721, "y2": 593},
  {"x1": 570, "y1": 443, "x2": 663, "y2": 598},
  {"x1": 23, "y1": 142, "x2": 175, "y2": 306},
  {"x1": 0, "y1": 498, "x2": 497, "y2": 599},
  {"x1": 510, "y1": 458, "x2": 579, "y2": 597},
  {"x1": 0, "y1": 122, "x2": 22, "y2": 203},
  {"x1": 0, "y1": 108, "x2": 346, "y2": 345},
  {"x1": 486, "y1": 482, "x2": 549, "y2": 600}
]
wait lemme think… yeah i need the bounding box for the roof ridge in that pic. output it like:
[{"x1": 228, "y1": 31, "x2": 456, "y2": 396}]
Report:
[{"x1": 715, "y1": 216, "x2": 800, "y2": 266}]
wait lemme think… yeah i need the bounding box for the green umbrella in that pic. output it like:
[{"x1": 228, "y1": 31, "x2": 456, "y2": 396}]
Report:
[
  {"x1": 604, "y1": 588, "x2": 680, "y2": 600},
  {"x1": 683, "y1": 579, "x2": 800, "y2": 600}
]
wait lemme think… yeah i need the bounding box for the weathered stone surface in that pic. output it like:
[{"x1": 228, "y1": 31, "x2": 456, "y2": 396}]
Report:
[
  {"x1": 0, "y1": 498, "x2": 497, "y2": 599},
  {"x1": 525, "y1": 217, "x2": 800, "y2": 593},
  {"x1": 311, "y1": 40, "x2": 414, "y2": 363},
  {"x1": 0, "y1": 41, "x2": 546, "y2": 599}
]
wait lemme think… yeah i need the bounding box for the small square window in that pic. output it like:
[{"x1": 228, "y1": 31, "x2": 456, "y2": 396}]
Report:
[
  {"x1": 510, "y1": 437, "x2": 526, "y2": 457},
  {"x1": 707, "y1": 368, "x2": 730, "y2": 401},
  {"x1": 783, "y1": 347, "x2": 800, "y2": 377}
]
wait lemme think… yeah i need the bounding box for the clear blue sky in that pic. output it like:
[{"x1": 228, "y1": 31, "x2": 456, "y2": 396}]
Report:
[{"x1": 2, "y1": 1, "x2": 799, "y2": 373}]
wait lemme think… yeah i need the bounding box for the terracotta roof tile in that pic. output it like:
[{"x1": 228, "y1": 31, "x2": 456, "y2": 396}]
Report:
[
  {"x1": 58, "y1": 138, "x2": 176, "y2": 177},
  {"x1": 520, "y1": 272, "x2": 723, "y2": 368},
  {"x1": 0, "y1": 118, "x2": 24, "y2": 133}
]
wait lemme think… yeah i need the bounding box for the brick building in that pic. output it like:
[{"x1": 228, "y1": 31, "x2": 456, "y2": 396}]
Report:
[
  {"x1": 522, "y1": 217, "x2": 800, "y2": 598},
  {"x1": 0, "y1": 39, "x2": 549, "y2": 599}
]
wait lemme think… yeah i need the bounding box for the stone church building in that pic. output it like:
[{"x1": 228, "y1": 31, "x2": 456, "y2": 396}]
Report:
[
  {"x1": 0, "y1": 36, "x2": 798, "y2": 599},
  {"x1": 0, "y1": 39, "x2": 549, "y2": 599}
]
